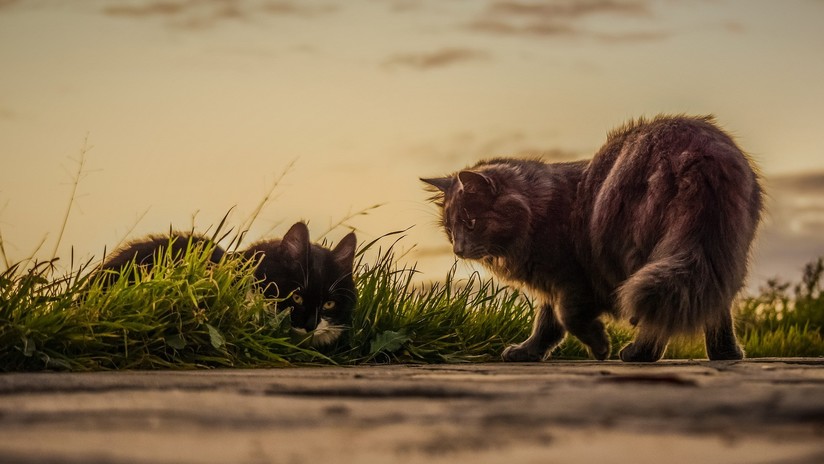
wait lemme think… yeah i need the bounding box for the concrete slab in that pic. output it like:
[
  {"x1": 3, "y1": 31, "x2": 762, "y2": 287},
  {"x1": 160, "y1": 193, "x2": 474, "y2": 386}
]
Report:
[{"x1": 1, "y1": 359, "x2": 823, "y2": 464}]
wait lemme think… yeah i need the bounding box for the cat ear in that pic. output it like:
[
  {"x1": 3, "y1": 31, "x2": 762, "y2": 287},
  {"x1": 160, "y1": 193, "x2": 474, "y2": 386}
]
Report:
[
  {"x1": 458, "y1": 170, "x2": 496, "y2": 195},
  {"x1": 281, "y1": 221, "x2": 310, "y2": 260},
  {"x1": 420, "y1": 177, "x2": 454, "y2": 193},
  {"x1": 332, "y1": 232, "x2": 357, "y2": 268}
]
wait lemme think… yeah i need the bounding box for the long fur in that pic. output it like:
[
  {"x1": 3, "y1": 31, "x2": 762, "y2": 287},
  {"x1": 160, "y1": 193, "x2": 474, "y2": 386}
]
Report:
[
  {"x1": 586, "y1": 115, "x2": 761, "y2": 340},
  {"x1": 424, "y1": 115, "x2": 763, "y2": 361}
]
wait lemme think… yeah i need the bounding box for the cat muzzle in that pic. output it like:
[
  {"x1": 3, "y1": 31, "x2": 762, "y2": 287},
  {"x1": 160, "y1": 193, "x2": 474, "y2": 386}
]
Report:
[{"x1": 453, "y1": 246, "x2": 485, "y2": 260}]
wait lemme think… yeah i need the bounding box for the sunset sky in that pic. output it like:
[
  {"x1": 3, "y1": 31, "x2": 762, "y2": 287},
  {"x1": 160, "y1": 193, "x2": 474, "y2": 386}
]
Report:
[{"x1": 1, "y1": 0, "x2": 823, "y2": 292}]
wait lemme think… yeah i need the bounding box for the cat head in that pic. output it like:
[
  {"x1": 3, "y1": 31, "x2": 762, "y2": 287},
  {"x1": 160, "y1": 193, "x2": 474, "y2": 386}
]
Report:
[
  {"x1": 422, "y1": 168, "x2": 531, "y2": 260},
  {"x1": 246, "y1": 222, "x2": 357, "y2": 347}
]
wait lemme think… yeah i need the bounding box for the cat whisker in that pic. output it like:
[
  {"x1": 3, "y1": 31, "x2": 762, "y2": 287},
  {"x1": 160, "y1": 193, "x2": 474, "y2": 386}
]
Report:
[
  {"x1": 295, "y1": 261, "x2": 309, "y2": 289},
  {"x1": 311, "y1": 320, "x2": 345, "y2": 346},
  {"x1": 337, "y1": 288, "x2": 358, "y2": 299},
  {"x1": 328, "y1": 271, "x2": 353, "y2": 292}
]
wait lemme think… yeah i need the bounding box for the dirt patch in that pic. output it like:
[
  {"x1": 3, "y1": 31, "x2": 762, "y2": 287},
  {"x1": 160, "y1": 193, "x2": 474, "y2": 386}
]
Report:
[{"x1": 1, "y1": 360, "x2": 823, "y2": 463}]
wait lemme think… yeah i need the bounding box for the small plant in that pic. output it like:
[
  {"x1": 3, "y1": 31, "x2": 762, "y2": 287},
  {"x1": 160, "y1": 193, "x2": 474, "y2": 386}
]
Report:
[
  {"x1": 0, "y1": 242, "x2": 325, "y2": 370},
  {"x1": 336, "y1": 239, "x2": 533, "y2": 363},
  {"x1": 735, "y1": 258, "x2": 824, "y2": 357},
  {"x1": 4, "y1": 145, "x2": 820, "y2": 370},
  {"x1": 4, "y1": 229, "x2": 821, "y2": 371}
]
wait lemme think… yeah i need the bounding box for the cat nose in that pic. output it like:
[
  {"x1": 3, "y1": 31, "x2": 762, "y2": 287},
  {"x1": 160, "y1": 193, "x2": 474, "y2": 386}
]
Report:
[
  {"x1": 303, "y1": 312, "x2": 322, "y2": 331},
  {"x1": 303, "y1": 319, "x2": 318, "y2": 331},
  {"x1": 453, "y1": 243, "x2": 466, "y2": 258}
]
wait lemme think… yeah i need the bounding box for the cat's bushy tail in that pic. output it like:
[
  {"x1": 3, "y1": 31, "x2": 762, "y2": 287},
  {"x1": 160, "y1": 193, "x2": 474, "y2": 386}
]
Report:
[
  {"x1": 618, "y1": 250, "x2": 727, "y2": 340},
  {"x1": 616, "y1": 150, "x2": 762, "y2": 343}
]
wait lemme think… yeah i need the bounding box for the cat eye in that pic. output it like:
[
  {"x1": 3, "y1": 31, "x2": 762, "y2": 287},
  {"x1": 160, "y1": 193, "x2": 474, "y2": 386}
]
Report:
[
  {"x1": 461, "y1": 208, "x2": 476, "y2": 230},
  {"x1": 322, "y1": 301, "x2": 336, "y2": 311},
  {"x1": 291, "y1": 293, "x2": 304, "y2": 305}
]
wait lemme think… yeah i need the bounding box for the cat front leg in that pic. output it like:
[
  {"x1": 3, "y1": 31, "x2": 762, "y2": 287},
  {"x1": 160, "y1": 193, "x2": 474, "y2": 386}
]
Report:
[
  {"x1": 558, "y1": 293, "x2": 611, "y2": 360},
  {"x1": 502, "y1": 303, "x2": 566, "y2": 362},
  {"x1": 562, "y1": 316, "x2": 610, "y2": 361}
]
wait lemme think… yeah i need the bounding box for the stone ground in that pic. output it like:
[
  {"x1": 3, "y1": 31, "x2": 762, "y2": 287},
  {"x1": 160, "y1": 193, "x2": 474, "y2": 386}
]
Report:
[{"x1": 0, "y1": 359, "x2": 823, "y2": 464}]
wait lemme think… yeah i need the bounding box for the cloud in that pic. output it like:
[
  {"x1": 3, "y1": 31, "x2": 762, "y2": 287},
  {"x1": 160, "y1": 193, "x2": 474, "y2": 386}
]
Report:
[
  {"x1": 0, "y1": 0, "x2": 20, "y2": 11},
  {"x1": 723, "y1": 20, "x2": 746, "y2": 34},
  {"x1": 466, "y1": 0, "x2": 667, "y2": 44},
  {"x1": 409, "y1": 130, "x2": 585, "y2": 170},
  {"x1": 749, "y1": 171, "x2": 824, "y2": 289},
  {"x1": 374, "y1": 0, "x2": 422, "y2": 13},
  {"x1": 765, "y1": 172, "x2": 824, "y2": 237},
  {"x1": 488, "y1": 0, "x2": 650, "y2": 18},
  {"x1": 260, "y1": 1, "x2": 338, "y2": 17},
  {"x1": 0, "y1": 107, "x2": 15, "y2": 120},
  {"x1": 770, "y1": 171, "x2": 824, "y2": 191},
  {"x1": 592, "y1": 30, "x2": 669, "y2": 43},
  {"x1": 468, "y1": 18, "x2": 576, "y2": 37},
  {"x1": 382, "y1": 48, "x2": 490, "y2": 70},
  {"x1": 102, "y1": 0, "x2": 337, "y2": 29},
  {"x1": 103, "y1": 1, "x2": 231, "y2": 19}
]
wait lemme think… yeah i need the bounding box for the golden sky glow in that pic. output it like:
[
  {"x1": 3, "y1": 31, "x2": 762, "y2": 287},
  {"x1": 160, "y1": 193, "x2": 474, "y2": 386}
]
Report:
[{"x1": 1, "y1": 0, "x2": 823, "y2": 289}]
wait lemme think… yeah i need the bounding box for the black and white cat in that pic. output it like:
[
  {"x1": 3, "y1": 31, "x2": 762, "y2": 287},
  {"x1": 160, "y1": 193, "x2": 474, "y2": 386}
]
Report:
[
  {"x1": 242, "y1": 223, "x2": 357, "y2": 347},
  {"x1": 99, "y1": 222, "x2": 357, "y2": 347},
  {"x1": 423, "y1": 115, "x2": 762, "y2": 362}
]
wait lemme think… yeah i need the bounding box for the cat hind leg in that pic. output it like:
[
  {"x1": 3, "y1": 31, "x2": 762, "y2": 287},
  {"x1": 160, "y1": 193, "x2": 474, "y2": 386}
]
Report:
[{"x1": 705, "y1": 312, "x2": 744, "y2": 360}]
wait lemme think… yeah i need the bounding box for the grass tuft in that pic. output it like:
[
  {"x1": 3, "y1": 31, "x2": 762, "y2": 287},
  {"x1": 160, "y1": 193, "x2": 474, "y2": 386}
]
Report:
[
  {"x1": 0, "y1": 240, "x2": 326, "y2": 370},
  {"x1": 735, "y1": 257, "x2": 824, "y2": 358},
  {"x1": 334, "y1": 241, "x2": 532, "y2": 363},
  {"x1": 1, "y1": 234, "x2": 822, "y2": 371}
]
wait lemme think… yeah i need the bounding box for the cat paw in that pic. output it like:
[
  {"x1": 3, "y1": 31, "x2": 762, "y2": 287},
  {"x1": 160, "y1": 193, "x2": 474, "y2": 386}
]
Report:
[
  {"x1": 502, "y1": 344, "x2": 544, "y2": 362},
  {"x1": 619, "y1": 342, "x2": 663, "y2": 363},
  {"x1": 707, "y1": 345, "x2": 744, "y2": 361},
  {"x1": 591, "y1": 344, "x2": 610, "y2": 361}
]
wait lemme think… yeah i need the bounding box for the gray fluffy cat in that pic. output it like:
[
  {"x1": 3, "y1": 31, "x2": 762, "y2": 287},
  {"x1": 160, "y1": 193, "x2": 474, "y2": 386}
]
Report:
[{"x1": 422, "y1": 115, "x2": 762, "y2": 362}]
